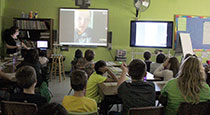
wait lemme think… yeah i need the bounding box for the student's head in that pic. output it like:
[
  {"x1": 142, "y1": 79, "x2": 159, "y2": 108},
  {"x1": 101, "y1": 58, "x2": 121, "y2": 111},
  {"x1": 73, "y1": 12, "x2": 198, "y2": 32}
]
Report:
[
  {"x1": 75, "y1": 10, "x2": 91, "y2": 34},
  {"x1": 128, "y1": 59, "x2": 146, "y2": 80},
  {"x1": 36, "y1": 103, "x2": 68, "y2": 115},
  {"x1": 9, "y1": 26, "x2": 19, "y2": 36},
  {"x1": 24, "y1": 49, "x2": 39, "y2": 63},
  {"x1": 143, "y1": 51, "x2": 151, "y2": 60},
  {"x1": 156, "y1": 53, "x2": 166, "y2": 63},
  {"x1": 75, "y1": 49, "x2": 83, "y2": 59},
  {"x1": 168, "y1": 57, "x2": 179, "y2": 77},
  {"x1": 16, "y1": 66, "x2": 37, "y2": 89},
  {"x1": 85, "y1": 49, "x2": 95, "y2": 61},
  {"x1": 95, "y1": 60, "x2": 106, "y2": 75},
  {"x1": 154, "y1": 49, "x2": 163, "y2": 55},
  {"x1": 178, "y1": 56, "x2": 205, "y2": 103},
  {"x1": 70, "y1": 70, "x2": 88, "y2": 91},
  {"x1": 184, "y1": 53, "x2": 193, "y2": 60}
]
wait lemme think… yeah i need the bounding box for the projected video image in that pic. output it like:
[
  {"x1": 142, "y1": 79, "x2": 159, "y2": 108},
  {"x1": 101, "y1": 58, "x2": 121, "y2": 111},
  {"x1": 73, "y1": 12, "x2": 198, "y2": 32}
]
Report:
[{"x1": 59, "y1": 8, "x2": 108, "y2": 46}]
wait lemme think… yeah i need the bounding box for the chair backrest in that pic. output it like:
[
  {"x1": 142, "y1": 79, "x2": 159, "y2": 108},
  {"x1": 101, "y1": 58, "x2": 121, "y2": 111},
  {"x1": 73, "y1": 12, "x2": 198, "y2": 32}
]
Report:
[
  {"x1": 1, "y1": 101, "x2": 38, "y2": 115},
  {"x1": 128, "y1": 106, "x2": 164, "y2": 115},
  {"x1": 68, "y1": 111, "x2": 97, "y2": 115},
  {"x1": 177, "y1": 101, "x2": 210, "y2": 115}
]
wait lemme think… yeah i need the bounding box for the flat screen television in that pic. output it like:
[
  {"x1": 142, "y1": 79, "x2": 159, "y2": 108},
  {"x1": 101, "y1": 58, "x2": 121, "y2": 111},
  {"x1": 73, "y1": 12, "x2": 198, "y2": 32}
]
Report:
[
  {"x1": 130, "y1": 20, "x2": 173, "y2": 48},
  {"x1": 37, "y1": 41, "x2": 48, "y2": 49},
  {"x1": 59, "y1": 8, "x2": 108, "y2": 47}
]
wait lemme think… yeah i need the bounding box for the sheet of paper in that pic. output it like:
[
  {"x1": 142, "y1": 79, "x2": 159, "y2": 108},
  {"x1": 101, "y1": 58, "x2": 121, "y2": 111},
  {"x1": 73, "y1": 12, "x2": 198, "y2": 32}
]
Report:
[
  {"x1": 179, "y1": 33, "x2": 194, "y2": 56},
  {"x1": 203, "y1": 22, "x2": 210, "y2": 44},
  {"x1": 104, "y1": 82, "x2": 118, "y2": 86},
  {"x1": 178, "y1": 18, "x2": 187, "y2": 31}
]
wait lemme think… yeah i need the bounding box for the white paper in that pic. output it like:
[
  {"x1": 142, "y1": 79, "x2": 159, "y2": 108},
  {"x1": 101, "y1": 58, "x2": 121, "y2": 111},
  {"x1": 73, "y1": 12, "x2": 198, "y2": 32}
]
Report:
[
  {"x1": 203, "y1": 22, "x2": 210, "y2": 44},
  {"x1": 179, "y1": 33, "x2": 194, "y2": 56}
]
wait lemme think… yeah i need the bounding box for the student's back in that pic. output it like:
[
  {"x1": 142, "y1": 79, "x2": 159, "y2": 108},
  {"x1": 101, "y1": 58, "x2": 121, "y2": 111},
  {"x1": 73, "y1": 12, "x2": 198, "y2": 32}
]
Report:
[
  {"x1": 10, "y1": 66, "x2": 47, "y2": 108},
  {"x1": 118, "y1": 81, "x2": 155, "y2": 114},
  {"x1": 160, "y1": 57, "x2": 210, "y2": 115},
  {"x1": 118, "y1": 59, "x2": 156, "y2": 115},
  {"x1": 10, "y1": 92, "x2": 47, "y2": 108}
]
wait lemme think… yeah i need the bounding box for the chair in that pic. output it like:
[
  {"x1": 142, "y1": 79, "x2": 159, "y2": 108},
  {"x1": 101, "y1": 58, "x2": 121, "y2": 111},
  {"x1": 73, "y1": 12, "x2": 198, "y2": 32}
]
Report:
[
  {"x1": 177, "y1": 101, "x2": 210, "y2": 115},
  {"x1": 127, "y1": 106, "x2": 164, "y2": 115},
  {"x1": 1, "y1": 101, "x2": 38, "y2": 115},
  {"x1": 68, "y1": 111, "x2": 98, "y2": 115},
  {"x1": 50, "y1": 54, "x2": 66, "y2": 82}
]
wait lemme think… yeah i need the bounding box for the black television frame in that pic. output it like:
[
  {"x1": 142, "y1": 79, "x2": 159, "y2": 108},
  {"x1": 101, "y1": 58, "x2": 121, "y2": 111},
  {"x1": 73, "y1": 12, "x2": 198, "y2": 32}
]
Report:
[
  {"x1": 58, "y1": 7, "x2": 109, "y2": 47},
  {"x1": 130, "y1": 20, "x2": 173, "y2": 48}
]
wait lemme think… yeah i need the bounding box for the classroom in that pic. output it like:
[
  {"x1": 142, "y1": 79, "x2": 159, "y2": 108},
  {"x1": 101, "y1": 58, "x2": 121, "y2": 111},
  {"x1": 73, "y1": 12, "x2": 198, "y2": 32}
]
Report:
[{"x1": 1, "y1": 0, "x2": 210, "y2": 115}]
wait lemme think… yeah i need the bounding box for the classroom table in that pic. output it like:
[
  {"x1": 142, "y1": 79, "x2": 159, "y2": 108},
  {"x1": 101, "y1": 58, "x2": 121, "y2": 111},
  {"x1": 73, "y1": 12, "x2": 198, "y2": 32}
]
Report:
[{"x1": 98, "y1": 81, "x2": 166, "y2": 114}]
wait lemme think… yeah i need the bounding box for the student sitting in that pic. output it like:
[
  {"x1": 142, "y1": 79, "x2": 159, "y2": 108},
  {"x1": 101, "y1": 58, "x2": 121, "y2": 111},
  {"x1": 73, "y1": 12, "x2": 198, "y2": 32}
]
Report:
[
  {"x1": 117, "y1": 59, "x2": 156, "y2": 115},
  {"x1": 154, "y1": 57, "x2": 179, "y2": 81},
  {"x1": 150, "y1": 53, "x2": 166, "y2": 74},
  {"x1": 62, "y1": 70, "x2": 97, "y2": 112},
  {"x1": 74, "y1": 49, "x2": 95, "y2": 77},
  {"x1": 17, "y1": 49, "x2": 44, "y2": 87},
  {"x1": 71, "y1": 49, "x2": 83, "y2": 72},
  {"x1": 143, "y1": 51, "x2": 152, "y2": 72},
  {"x1": 10, "y1": 66, "x2": 47, "y2": 108},
  {"x1": 83, "y1": 49, "x2": 95, "y2": 77},
  {"x1": 86, "y1": 60, "x2": 118, "y2": 103},
  {"x1": 159, "y1": 56, "x2": 210, "y2": 115}
]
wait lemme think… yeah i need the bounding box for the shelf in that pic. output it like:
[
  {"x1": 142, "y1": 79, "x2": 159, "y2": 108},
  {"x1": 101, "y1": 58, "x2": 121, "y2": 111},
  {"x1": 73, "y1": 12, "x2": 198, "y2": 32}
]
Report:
[{"x1": 14, "y1": 18, "x2": 53, "y2": 49}]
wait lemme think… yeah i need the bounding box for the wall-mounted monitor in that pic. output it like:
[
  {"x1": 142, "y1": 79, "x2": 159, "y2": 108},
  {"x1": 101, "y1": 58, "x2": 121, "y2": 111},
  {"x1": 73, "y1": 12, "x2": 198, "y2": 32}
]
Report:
[
  {"x1": 130, "y1": 20, "x2": 173, "y2": 48},
  {"x1": 37, "y1": 41, "x2": 48, "y2": 49},
  {"x1": 59, "y1": 8, "x2": 108, "y2": 47}
]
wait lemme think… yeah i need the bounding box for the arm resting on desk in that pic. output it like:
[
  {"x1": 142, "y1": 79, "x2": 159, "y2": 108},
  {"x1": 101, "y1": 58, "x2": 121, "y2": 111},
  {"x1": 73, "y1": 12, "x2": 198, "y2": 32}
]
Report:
[{"x1": 105, "y1": 67, "x2": 118, "y2": 82}]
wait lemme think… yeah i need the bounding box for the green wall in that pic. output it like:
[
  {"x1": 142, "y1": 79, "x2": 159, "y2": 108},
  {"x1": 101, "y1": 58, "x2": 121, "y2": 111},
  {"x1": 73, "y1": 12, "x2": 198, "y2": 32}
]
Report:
[
  {"x1": 0, "y1": 0, "x2": 5, "y2": 56},
  {"x1": 3, "y1": 0, "x2": 210, "y2": 70}
]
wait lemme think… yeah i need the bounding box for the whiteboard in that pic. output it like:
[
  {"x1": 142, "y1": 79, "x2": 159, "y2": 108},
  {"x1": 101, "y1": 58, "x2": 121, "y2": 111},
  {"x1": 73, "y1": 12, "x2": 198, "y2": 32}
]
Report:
[{"x1": 179, "y1": 33, "x2": 194, "y2": 56}]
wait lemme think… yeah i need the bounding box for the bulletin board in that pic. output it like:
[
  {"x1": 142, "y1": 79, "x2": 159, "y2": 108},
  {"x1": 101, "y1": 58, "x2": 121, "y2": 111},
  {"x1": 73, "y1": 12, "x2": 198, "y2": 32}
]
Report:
[
  {"x1": 174, "y1": 15, "x2": 210, "y2": 62},
  {"x1": 174, "y1": 14, "x2": 210, "y2": 51}
]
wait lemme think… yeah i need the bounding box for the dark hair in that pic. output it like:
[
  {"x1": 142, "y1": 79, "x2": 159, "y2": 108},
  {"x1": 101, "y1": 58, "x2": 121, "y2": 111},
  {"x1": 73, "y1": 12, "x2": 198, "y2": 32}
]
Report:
[
  {"x1": 75, "y1": 49, "x2": 83, "y2": 59},
  {"x1": 128, "y1": 59, "x2": 146, "y2": 80},
  {"x1": 9, "y1": 26, "x2": 19, "y2": 35},
  {"x1": 154, "y1": 49, "x2": 163, "y2": 54},
  {"x1": 94, "y1": 60, "x2": 106, "y2": 75},
  {"x1": 23, "y1": 49, "x2": 39, "y2": 63},
  {"x1": 169, "y1": 57, "x2": 180, "y2": 78},
  {"x1": 156, "y1": 53, "x2": 166, "y2": 63},
  {"x1": 36, "y1": 103, "x2": 68, "y2": 115},
  {"x1": 70, "y1": 70, "x2": 87, "y2": 91},
  {"x1": 15, "y1": 66, "x2": 37, "y2": 89},
  {"x1": 143, "y1": 51, "x2": 151, "y2": 60},
  {"x1": 85, "y1": 49, "x2": 95, "y2": 61},
  {"x1": 184, "y1": 53, "x2": 193, "y2": 60}
]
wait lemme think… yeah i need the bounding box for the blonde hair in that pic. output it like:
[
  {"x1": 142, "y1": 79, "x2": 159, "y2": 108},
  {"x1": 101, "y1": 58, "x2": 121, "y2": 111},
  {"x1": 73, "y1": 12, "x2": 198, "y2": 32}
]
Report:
[{"x1": 178, "y1": 56, "x2": 206, "y2": 103}]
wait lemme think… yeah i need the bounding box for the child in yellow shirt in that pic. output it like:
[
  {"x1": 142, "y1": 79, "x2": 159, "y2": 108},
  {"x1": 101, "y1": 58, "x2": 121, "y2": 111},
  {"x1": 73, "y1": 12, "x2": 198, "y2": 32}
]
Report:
[{"x1": 62, "y1": 70, "x2": 97, "y2": 112}]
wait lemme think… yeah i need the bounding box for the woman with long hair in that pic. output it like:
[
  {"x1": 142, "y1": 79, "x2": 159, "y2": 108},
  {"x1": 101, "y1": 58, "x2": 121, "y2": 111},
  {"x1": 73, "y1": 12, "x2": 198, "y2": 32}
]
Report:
[
  {"x1": 160, "y1": 56, "x2": 210, "y2": 115},
  {"x1": 154, "y1": 57, "x2": 179, "y2": 81}
]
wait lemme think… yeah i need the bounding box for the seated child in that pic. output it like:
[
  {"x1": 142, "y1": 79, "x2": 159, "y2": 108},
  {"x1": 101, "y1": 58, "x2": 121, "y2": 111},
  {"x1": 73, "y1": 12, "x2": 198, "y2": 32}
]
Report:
[
  {"x1": 10, "y1": 66, "x2": 47, "y2": 108},
  {"x1": 86, "y1": 60, "x2": 118, "y2": 103},
  {"x1": 143, "y1": 51, "x2": 152, "y2": 72},
  {"x1": 62, "y1": 70, "x2": 97, "y2": 112},
  {"x1": 118, "y1": 59, "x2": 156, "y2": 115}
]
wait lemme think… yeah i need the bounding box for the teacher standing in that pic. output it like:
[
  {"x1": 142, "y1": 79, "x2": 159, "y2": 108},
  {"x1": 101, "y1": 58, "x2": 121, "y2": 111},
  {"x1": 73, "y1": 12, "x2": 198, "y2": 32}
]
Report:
[{"x1": 4, "y1": 26, "x2": 28, "y2": 54}]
